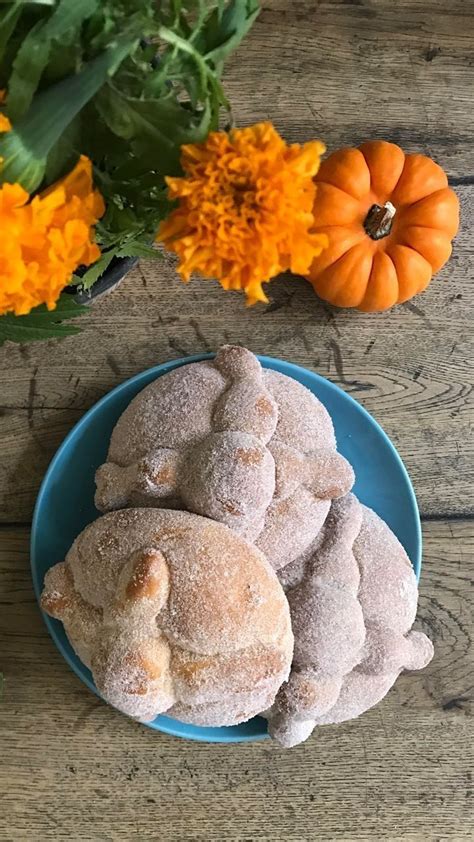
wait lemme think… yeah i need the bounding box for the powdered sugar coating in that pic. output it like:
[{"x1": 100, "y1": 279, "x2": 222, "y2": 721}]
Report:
[
  {"x1": 95, "y1": 346, "x2": 354, "y2": 570},
  {"x1": 268, "y1": 496, "x2": 433, "y2": 747},
  {"x1": 181, "y1": 431, "x2": 275, "y2": 542},
  {"x1": 263, "y1": 369, "x2": 336, "y2": 452},
  {"x1": 41, "y1": 508, "x2": 293, "y2": 726},
  {"x1": 109, "y1": 363, "x2": 226, "y2": 460},
  {"x1": 256, "y1": 490, "x2": 331, "y2": 572}
]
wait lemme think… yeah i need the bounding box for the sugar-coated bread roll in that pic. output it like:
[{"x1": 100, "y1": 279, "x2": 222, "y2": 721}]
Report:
[
  {"x1": 267, "y1": 494, "x2": 433, "y2": 747},
  {"x1": 41, "y1": 509, "x2": 293, "y2": 726},
  {"x1": 95, "y1": 345, "x2": 354, "y2": 570}
]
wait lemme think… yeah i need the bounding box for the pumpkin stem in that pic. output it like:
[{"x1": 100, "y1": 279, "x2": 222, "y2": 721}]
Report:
[{"x1": 364, "y1": 201, "x2": 396, "y2": 240}]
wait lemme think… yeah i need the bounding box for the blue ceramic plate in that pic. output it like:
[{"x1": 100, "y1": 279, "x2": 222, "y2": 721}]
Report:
[{"x1": 31, "y1": 355, "x2": 421, "y2": 743}]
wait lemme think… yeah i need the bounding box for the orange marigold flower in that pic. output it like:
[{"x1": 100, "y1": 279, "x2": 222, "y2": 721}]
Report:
[
  {"x1": 0, "y1": 155, "x2": 105, "y2": 317},
  {"x1": 0, "y1": 113, "x2": 11, "y2": 132},
  {"x1": 157, "y1": 122, "x2": 327, "y2": 304},
  {"x1": 0, "y1": 89, "x2": 10, "y2": 132}
]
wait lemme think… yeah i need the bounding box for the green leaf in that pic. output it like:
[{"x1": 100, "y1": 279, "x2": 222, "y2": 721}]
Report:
[
  {"x1": 198, "y1": 0, "x2": 260, "y2": 67},
  {"x1": 7, "y1": 21, "x2": 50, "y2": 121},
  {"x1": 116, "y1": 241, "x2": 159, "y2": 259},
  {"x1": 99, "y1": 203, "x2": 147, "y2": 238},
  {"x1": 158, "y1": 25, "x2": 208, "y2": 98},
  {"x1": 44, "y1": 112, "x2": 81, "y2": 183},
  {"x1": 0, "y1": 294, "x2": 88, "y2": 346},
  {"x1": 7, "y1": 0, "x2": 99, "y2": 122},
  {"x1": 95, "y1": 84, "x2": 211, "y2": 174},
  {"x1": 0, "y1": 3, "x2": 23, "y2": 66},
  {"x1": 73, "y1": 250, "x2": 116, "y2": 290},
  {"x1": 72, "y1": 237, "x2": 160, "y2": 290},
  {"x1": 43, "y1": 35, "x2": 81, "y2": 85},
  {"x1": 0, "y1": 37, "x2": 138, "y2": 191}
]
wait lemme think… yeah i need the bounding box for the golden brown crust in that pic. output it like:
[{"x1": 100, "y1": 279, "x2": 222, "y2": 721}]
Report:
[
  {"x1": 123, "y1": 549, "x2": 169, "y2": 604},
  {"x1": 41, "y1": 509, "x2": 293, "y2": 725}
]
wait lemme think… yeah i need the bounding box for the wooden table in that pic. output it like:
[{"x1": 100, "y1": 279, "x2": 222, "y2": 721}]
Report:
[{"x1": 1, "y1": 2, "x2": 473, "y2": 840}]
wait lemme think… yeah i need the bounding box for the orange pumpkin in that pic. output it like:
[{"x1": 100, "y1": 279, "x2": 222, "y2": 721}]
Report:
[{"x1": 306, "y1": 140, "x2": 460, "y2": 311}]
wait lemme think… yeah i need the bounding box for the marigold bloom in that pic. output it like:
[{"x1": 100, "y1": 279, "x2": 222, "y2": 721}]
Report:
[
  {"x1": 0, "y1": 155, "x2": 105, "y2": 316},
  {"x1": 0, "y1": 113, "x2": 11, "y2": 132},
  {"x1": 157, "y1": 122, "x2": 327, "y2": 304},
  {"x1": 0, "y1": 89, "x2": 10, "y2": 132}
]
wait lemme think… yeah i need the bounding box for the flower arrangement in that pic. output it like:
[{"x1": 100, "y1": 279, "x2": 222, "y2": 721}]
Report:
[
  {"x1": 0, "y1": 1, "x2": 459, "y2": 344},
  {"x1": 0, "y1": 0, "x2": 271, "y2": 343}
]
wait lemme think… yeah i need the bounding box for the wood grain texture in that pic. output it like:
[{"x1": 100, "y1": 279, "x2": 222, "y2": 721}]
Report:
[
  {"x1": 0, "y1": 2, "x2": 473, "y2": 838},
  {"x1": 226, "y1": 0, "x2": 474, "y2": 176},
  {"x1": 0, "y1": 521, "x2": 472, "y2": 842},
  {"x1": 0, "y1": 185, "x2": 472, "y2": 522}
]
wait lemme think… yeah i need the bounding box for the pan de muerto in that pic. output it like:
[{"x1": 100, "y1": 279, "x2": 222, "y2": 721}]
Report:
[
  {"x1": 41, "y1": 508, "x2": 293, "y2": 726},
  {"x1": 95, "y1": 346, "x2": 354, "y2": 572},
  {"x1": 267, "y1": 494, "x2": 433, "y2": 747}
]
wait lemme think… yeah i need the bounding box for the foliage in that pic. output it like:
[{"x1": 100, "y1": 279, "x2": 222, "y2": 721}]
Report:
[
  {"x1": 0, "y1": 294, "x2": 87, "y2": 345},
  {"x1": 0, "y1": 0, "x2": 259, "y2": 342}
]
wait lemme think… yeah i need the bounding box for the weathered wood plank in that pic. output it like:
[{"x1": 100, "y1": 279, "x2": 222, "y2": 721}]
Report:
[
  {"x1": 1, "y1": 2, "x2": 473, "y2": 839},
  {"x1": 226, "y1": 0, "x2": 474, "y2": 176},
  {"x1": 0, "y1": 186, "x2": 472, "y2": 523},
  {"x1": 0, "y1": 520, "x2": 472, "y2": 841}
]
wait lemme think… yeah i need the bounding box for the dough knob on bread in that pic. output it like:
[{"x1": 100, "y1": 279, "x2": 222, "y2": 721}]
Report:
[
  {"x1": 95, "y1": 449, "x2": 180, "y2": 512},
  {"x1": 41, "y1": 562, "x2": 102, "y2": 669},
  {"x1": 92, "y1": 635, "x2": 174, "y2": 721},
  {"x1": 270, "y1": 441, "x2": 354, "y2": 501},
  {"x1": 116, "y1": 548, "x2": 170, "y2": 609},
  {"x1": 180, "y1": 431, "x2": 275, "y2": 541},
  {"x1": 403, "y1": 630, "x2": 434, "y2": 671},
  {"x1": 214, "y1": 344, "x2": 263, "y2": 381}
]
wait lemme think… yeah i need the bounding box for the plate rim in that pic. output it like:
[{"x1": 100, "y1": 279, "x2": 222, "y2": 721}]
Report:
[{"x1": 30, "y1": 353, "x2": 422, "y2": 743}]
